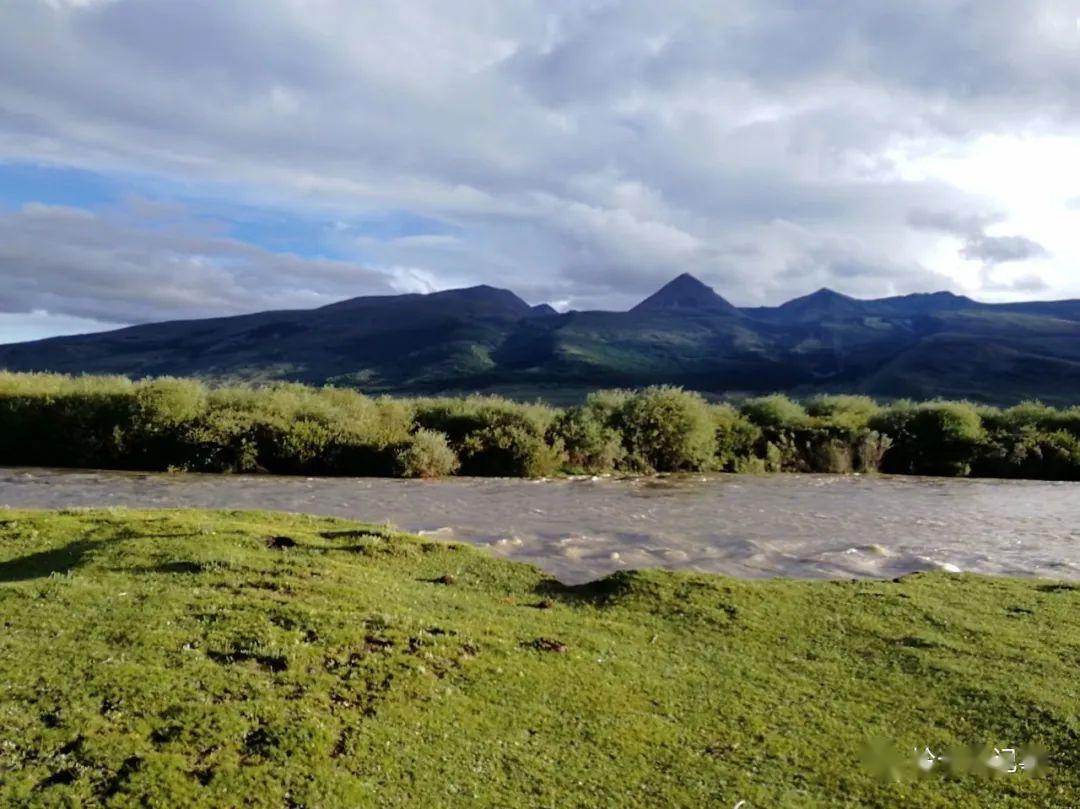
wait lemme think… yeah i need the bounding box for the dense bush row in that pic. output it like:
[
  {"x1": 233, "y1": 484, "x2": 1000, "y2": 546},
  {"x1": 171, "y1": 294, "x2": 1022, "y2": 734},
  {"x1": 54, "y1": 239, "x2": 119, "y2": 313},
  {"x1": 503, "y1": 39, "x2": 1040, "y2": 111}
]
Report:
[{"x1": 1, "y1": 372, "x2": 1079, "y2": 479}]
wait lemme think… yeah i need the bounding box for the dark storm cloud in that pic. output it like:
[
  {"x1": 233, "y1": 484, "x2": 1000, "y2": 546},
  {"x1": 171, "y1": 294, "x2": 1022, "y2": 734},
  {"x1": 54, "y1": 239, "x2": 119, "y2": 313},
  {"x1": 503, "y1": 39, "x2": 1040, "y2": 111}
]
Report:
[
  {"x1": 0, "y1": 0, "x2": 1077, "y2": 329},
  {"x1": 908, "y1": 207, "x2": 1049, "y2": 266},
  {"x1": 961, "y1": 235, "x2": 1049, "y2": 265},
  {"x1": 906, "y1": 209, "x2": 1000, "y2": 239}
]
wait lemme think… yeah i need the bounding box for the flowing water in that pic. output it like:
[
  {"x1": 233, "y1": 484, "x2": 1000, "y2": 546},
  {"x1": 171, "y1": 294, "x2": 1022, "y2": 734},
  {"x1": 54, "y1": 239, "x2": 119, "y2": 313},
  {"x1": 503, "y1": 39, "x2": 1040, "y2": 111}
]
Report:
[{"x1": 1, "y1": 467, "x2": 1077, "y2": 584}]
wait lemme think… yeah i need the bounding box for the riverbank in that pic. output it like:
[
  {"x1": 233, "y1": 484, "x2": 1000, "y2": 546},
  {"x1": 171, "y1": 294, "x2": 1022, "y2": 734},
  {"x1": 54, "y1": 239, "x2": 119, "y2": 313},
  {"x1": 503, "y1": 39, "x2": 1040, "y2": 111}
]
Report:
[
  {"x1": 3, "y1": 372, "x2": 1080, "y2": 481},
  {"x1": 1, "y1": 508, "x2": 1076, "y2": 806}
]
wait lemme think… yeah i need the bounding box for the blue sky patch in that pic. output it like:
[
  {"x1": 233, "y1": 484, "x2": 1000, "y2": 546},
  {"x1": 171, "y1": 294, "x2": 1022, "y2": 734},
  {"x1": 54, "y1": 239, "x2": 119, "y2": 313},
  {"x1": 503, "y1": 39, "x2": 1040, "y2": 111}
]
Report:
[
  {"x1": 0, "y1": 161, "x2": 120, "y2": 211},
  {"x1": 0, "y1": 160, "x2": 459, "y2": 263}
]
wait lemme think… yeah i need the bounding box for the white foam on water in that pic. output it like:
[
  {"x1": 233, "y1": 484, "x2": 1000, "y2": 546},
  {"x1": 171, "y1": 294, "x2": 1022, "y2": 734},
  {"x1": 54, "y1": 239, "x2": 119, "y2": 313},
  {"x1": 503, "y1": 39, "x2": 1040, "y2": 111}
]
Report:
[{"x1": 1, "y1": 469, "x2": 1078, "y2": 584}]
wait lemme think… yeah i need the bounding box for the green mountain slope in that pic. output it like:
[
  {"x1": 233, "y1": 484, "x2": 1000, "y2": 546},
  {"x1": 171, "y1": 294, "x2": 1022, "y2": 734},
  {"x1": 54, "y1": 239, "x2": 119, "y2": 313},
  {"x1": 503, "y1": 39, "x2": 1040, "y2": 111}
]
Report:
[{"x1": 3, "y1": 275, "x2": 1080, "y2": 403}]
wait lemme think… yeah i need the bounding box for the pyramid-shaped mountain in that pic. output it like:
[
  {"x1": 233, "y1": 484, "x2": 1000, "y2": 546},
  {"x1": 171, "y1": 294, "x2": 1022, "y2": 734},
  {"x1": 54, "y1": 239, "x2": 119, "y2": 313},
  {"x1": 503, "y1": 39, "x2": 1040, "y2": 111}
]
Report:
[
  {"x1": 774, "y1": 288, "x2": 867, "y2": 321},
  {"x1": 631, "y1": 273, "x2": 739, "y2": 314}
]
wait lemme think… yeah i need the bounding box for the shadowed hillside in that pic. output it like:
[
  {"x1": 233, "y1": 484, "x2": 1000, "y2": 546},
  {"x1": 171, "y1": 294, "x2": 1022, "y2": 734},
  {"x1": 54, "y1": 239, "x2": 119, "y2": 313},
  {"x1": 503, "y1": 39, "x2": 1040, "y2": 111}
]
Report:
[{"x1": 3, "y1": 275, "x2": 1080, "y2": 404}]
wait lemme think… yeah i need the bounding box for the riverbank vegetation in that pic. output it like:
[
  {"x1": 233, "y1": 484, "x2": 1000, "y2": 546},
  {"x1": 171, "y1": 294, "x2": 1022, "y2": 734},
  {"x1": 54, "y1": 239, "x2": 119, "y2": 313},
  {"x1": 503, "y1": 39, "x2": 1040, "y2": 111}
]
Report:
[
  {"x1": 1, "y1": 372, "x2": 1079, "y2": 479},
  {"x1": 1, "y1": 508, "x2": 1076, "y2": 806}
]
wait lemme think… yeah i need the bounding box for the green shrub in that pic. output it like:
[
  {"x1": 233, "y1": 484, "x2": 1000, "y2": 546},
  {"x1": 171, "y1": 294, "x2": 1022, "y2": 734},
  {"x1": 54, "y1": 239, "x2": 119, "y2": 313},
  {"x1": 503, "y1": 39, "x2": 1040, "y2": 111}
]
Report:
[
  {"x1": 120, "y1": 378, "x2": 209, "y2": 468},
  {"x1": 0, "y1": 374, "x2": 135, "y2": 468},
  {"x1": 733, "y1": 455, "x2": 769, "y2": 474},
  {"x1": 872, "y1": 401, "x2": 985, "y2": 476},
  {"x1": 0, "y1": 371, "x2": 1078, "y2": 481},
  {"x1": 413, "y1": 398, "x2": 563, "y2": 477},
  {"x1": 254, "y1": 418, "x2": 336, "y2": 474},
  {"x1": 712, "y1": 404, "x2": 760, "y2": 471},
  {"x1": 762, "y1": 441, "x2": 785, "y2": 472},
  {"x1": 740, "y1": 395, "x2": 809, "y2": 430},
  {"x1": 548, "y1": 391, "x2": 630, "y2": 473},
  {"x1": 395, "y1": 430, "x2": 460, "y2": 478},
  {"x1": 805, "y1": 395, "x2": 880, "y2": 430},
  {"x1": 616, "y1": 387, "x2": 717, "y2": 473},
  {"x1": 975, "y1": 426, "x2": 1080, "y2": 480},
  {"x1": 461, "y1": 410, "x2": 564, "y2": 477},
  {"x1": 1032, "y1": 431, "x2": 1080, "y2": 480},
  {"x1": 1051, "y1": 407, "x2": 1080, "y2": 438},
  {"x1": 737, "y1": 396, "x2": 810, "y2": 471},
  {"x1": 133, "y1": 377, "x2": 208, "y2": 426},
  {"x1": 852, "y1": 430, "x2": 893, "y2": 473},
  {"x1": 183, "y1": 406, "x2": 261, "y2": 473},
  {"x1": 785, "y1": 427, "x2": 891, "y2": 474},
  {"x1": 801, "y1": 433, "x2": 855, "y2": 474},
  {"x1": 548, "y1": 407, "x2": 623, "y2": 473}
]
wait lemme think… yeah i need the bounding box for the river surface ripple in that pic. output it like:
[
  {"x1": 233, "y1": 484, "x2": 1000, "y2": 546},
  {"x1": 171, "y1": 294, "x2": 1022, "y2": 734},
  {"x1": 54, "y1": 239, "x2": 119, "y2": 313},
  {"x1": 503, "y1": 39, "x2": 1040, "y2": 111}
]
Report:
[{"x1": 1, "y1": 467, "x2": 1077, "y2": 584}]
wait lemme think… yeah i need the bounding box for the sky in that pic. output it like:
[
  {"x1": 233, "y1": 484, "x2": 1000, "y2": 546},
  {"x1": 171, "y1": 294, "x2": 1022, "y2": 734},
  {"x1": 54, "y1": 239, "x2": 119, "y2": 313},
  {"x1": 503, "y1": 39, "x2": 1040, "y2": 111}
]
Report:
[{"x1": 2, "y1": 0, "x2": 1080, "y2": 343}]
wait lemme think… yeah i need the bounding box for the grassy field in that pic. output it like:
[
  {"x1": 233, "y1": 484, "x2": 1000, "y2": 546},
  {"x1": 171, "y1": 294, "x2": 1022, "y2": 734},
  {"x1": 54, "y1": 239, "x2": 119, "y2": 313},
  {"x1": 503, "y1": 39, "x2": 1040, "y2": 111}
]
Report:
[{"x1": 0, "y1": 509, "x2": 1077, "y2": 807}]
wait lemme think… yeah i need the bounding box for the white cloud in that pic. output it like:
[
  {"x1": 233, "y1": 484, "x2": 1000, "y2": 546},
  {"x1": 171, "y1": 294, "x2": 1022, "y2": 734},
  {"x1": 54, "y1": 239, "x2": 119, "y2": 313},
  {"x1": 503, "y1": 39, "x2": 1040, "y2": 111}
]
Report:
[
  {"x1": 1, "y1": 0, "x2": 1080, "y2": 328},
  {"x1": 0, "y1": 201, "x2": 400, "y2": 323},
  {"x1": 0, "y1": 310, "x2": 121, "y2": 345}
]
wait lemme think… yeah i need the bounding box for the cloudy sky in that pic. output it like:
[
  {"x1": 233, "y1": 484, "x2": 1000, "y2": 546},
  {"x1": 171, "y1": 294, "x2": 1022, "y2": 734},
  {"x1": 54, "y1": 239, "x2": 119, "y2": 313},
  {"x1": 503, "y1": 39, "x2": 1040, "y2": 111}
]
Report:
[{"x1": 2, "y1": 0, "x2": 1080, "y2": 342}]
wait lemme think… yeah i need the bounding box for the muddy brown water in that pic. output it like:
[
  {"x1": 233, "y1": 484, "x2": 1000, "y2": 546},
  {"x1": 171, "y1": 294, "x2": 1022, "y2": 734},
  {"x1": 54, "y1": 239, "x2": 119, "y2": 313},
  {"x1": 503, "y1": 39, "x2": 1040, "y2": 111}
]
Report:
[{"x1": 1, "y1": 467, "x2": 1077, "y2": 584}]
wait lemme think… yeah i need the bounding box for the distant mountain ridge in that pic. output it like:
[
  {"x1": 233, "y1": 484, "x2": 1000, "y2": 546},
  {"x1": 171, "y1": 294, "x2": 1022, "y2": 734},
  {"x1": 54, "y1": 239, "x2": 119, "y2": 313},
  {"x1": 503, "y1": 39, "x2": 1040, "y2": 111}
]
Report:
[
  {"x1": 319, "y1": 284, "x2": 532, "y2": 316},
  {"x1": 3, "y1": 274, "x2": 1080, "y2": 404}
]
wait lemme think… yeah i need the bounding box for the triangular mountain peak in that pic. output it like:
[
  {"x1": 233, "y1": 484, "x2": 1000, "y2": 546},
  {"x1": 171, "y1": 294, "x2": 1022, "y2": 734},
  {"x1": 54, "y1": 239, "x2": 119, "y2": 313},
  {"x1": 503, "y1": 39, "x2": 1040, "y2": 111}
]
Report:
[
  {"x1": 632, "y1": 273, "x2": 738, "y2": 314},
  {"x1": 527, "y1": 303, "x2": 559, "y2": 318},
  {"x1": 809, "y1": 287, "x2": 851, "y2": 301},
  {"x1": 774, "y1": 287, "x2": 866, "y2": 320},
  {"x1": 783, "y1": 287, "x2": 855, "y2": 304}
]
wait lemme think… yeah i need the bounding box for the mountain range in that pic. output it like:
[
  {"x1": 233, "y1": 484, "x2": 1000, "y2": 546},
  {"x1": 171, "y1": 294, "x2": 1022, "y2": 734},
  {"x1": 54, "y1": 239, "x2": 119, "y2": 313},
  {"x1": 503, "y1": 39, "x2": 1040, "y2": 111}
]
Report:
[{"x1": 4, "y1": 273, "x2": 1080, "y2": 404}]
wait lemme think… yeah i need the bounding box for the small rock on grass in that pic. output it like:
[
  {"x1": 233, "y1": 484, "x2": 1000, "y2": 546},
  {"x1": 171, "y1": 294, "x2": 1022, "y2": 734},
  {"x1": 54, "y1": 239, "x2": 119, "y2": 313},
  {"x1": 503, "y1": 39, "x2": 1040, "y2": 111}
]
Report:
[
  {"x1": 265, "y1": 535, "x2": 298, "y2": 550},
  {"x1": 531, "y1": 638, "x2": 567, "y2": 653}
]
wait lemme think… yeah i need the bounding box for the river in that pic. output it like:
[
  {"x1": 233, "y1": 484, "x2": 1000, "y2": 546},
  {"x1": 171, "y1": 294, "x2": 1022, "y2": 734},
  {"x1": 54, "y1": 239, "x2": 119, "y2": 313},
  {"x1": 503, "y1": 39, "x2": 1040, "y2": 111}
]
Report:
[{"x1": 1, "y1": 467, "x2": 1077, "y2": 584}]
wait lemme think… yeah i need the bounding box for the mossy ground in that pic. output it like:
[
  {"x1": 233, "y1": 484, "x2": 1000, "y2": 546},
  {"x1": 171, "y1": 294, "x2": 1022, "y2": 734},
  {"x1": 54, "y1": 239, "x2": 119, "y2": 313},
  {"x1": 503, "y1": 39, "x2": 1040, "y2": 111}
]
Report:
[{"x1": 0, "y1": 509, "x2": 1077, "y2": 807}]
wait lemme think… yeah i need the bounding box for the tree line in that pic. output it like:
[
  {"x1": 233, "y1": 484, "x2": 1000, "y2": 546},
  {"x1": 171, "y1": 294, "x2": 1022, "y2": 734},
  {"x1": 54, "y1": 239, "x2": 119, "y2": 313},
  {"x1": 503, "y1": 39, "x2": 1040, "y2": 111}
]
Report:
[{"x1": 1, "y1": 372, "x2": 1078, "y2": 480}]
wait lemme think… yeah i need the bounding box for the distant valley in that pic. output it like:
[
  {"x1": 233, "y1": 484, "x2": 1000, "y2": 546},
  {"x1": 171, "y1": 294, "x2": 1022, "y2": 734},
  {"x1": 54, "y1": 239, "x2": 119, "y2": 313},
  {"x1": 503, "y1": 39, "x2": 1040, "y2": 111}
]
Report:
[{"x1": 4, "y1": 273, "x2": 1080, "y2": 404}]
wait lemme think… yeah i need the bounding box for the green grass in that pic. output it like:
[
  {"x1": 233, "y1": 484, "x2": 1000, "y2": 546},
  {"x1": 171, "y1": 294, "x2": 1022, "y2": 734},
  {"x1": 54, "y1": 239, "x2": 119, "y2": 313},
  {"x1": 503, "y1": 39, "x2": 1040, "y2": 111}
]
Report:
[{"x1": 1, "y1": 509, "x2": 1078, "y2": 807}]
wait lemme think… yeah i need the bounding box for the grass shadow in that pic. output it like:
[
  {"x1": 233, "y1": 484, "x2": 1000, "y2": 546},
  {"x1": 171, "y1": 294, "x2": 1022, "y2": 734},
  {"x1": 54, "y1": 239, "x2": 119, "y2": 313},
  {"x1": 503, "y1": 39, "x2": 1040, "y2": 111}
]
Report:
[
  {"x1": 0, "y1": 539, "x2": 106, "y2": 583},
  {"x1": 532, "y1": 570, "x2": 637, "y2": 605},
  {"x1": 320, "y1": 529, "x2": 394, "y2": 541},
  {"x1": 121, "y1": 561, "x2": 210, "y2": 576}
]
